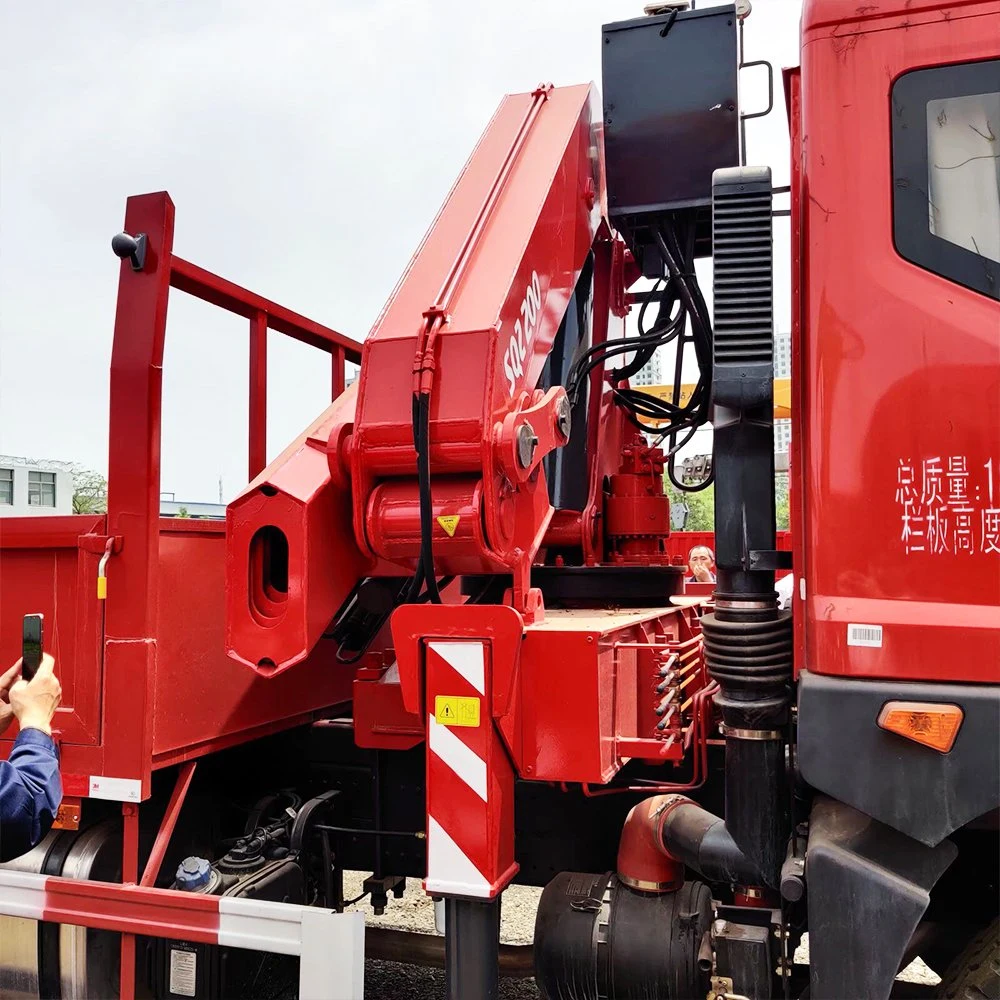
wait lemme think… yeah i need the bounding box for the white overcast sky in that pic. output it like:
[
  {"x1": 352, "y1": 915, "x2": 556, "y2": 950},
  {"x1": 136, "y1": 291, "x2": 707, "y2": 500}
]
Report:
[{"x1": 0, "y1": 0, "x2": 801, "y2": 502}]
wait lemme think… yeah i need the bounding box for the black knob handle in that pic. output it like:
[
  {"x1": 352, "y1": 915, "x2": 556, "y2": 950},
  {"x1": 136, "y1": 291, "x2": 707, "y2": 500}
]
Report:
[{"x1": 111, "y1": 231, "x2": 147, "y2": 272}]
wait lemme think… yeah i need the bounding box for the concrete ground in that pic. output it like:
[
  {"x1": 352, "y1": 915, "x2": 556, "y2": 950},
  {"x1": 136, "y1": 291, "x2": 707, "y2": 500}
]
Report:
[{"x1": 337, "y1": 872, "x2": 941, "y2": 1000}]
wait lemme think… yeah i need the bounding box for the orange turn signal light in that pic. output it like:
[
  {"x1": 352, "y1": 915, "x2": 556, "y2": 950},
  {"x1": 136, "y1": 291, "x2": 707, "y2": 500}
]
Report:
[{"x1": 877, "y1": 701, "x2": 964, "y2": 753}]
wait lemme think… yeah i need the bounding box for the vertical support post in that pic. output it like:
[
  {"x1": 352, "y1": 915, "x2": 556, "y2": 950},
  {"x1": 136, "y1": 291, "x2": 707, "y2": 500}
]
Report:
[
  {"x1": 391, "y1": 607, "x2": 523, "y2": 1000},
  {"x1": 421, "y1": 637, "x2": 516, "y2": 1000},
  {"x1": 106, "y1": 192, "x2": 175, "y2": 642},
  {"x1": 249, "y1": 310, "x2": 268, "y2": 481},
  {"x1": 105, "y1": 192, "x2": 175, "y2": 805},
  {"x1": 120, "y1": 802, "x2": 140, "y2": 1000},
  {"x1": 445, "y1": 897, "x2": 500, "y2": 1000},
  {"x1": 332, "y1": 345, "x2": 346, "y2": 400},
  {"x1": 108, "y1": 197, "x2": 173, "y2": 989},
  {"x1": 122, "y1": 803, "x2": 139, "y2": 884}
]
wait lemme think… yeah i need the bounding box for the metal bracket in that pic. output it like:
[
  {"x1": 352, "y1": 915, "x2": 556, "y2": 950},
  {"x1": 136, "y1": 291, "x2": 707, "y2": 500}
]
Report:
[
  {"x1": 79, "y1": 534, "x2": 123, "y2": 555},
  {"x1": 708, "y1": 975, "x2": 750, "y2": 1000},
  {"x1": 363, "y1": 874, "x2": 406, "y2": 916}
]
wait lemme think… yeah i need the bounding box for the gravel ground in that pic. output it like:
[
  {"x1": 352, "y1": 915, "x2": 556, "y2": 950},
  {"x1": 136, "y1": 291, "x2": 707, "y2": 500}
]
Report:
[
  {"x1": 294, "y1": 873, "x2": 943, "y2": 999},
  {"x1": 342, "y1": 870, "x2": 541, "y2": 944},
  {"x1": 343, "y1": 871, "x2": 541, "y2": 1000},
  {"x1": 794, "y1": 934, "x2": 941, "y2": 987}
]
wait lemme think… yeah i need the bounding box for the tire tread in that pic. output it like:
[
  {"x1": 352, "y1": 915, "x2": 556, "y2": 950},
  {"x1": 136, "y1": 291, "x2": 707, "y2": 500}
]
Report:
[{"x1": 939, "y1": 918, "x2": 1000, "y2": 1000}]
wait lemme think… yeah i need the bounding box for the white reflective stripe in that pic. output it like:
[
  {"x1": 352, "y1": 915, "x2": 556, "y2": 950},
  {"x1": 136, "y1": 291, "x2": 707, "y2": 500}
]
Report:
[
  {"x1": 0, "y1": 869, "x2": 366, "y2": 999},
  {"x1": 428, "y1": 640, "x2": 485, "y2": 695},
  {"x1": 300, "y1": 909, "x2": 364, "y2": 1000},
  {"x1": 218, "y1": 896, "x2": 304, "y2": 954},
  {"x1": 89, "y1": 776, "x2": 141, "y2": 802},
  {"x1": 0, "y1": 870, "x2": 48, "y2": 919},
  {"x1": 428, "y1": 713, "x2": 487, "y2": 801},
  {"x1": 425, "y1": 816, "x2": 490, "y2": 898}
]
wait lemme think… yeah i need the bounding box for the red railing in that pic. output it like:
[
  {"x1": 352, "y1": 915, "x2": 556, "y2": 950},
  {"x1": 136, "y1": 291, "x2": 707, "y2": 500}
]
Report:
[
  {"x1": 667, "y1": 530, "x2": 793, "y2": 577},
  {"x1": 99, "y1": 192, "x2": 364, "y2": 999}
]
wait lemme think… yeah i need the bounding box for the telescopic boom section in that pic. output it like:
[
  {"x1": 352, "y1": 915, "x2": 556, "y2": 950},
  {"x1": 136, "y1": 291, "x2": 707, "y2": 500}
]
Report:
[{"x1": 227, "y1": 84, "x2": 603, "y2": 675}]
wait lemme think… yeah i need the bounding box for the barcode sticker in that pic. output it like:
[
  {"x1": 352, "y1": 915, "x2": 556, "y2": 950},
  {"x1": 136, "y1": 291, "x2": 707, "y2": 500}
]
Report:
[
  {"x1": 169, "y1": 948, "x2": 197, "y2": 997},
  {"x1": 848, "y1": 623, "x2": 883, "y2": 648}
]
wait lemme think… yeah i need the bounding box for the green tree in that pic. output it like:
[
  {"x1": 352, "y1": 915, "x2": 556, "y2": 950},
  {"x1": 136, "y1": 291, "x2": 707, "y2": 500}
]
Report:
[
  {"x1": 666, "y1": 477, "x2": 791, "y2": 532},
  {"x1": 72, "y1": 467, "x2": 107, "y2": 514},
  {"x1": 665, "y1": 482, "x2": 715, "y2": 531},
  {"x1": 176, "y1": 506, "x2": 190, "y2": 518},
  {"x1": 775, "y1": 476, "x2": 790, "y2": 531}
]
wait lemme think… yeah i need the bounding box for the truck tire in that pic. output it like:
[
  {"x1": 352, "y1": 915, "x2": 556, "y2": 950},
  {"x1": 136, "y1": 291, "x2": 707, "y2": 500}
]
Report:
[{"x1": 939, "y1": 918, "x2": 1000, "y2": 999}]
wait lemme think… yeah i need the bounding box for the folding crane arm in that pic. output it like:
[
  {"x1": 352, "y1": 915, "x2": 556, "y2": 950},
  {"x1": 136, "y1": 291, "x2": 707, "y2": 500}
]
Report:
[{"x1": 227, "y1": 84, "x2": 607, "y2": 674}]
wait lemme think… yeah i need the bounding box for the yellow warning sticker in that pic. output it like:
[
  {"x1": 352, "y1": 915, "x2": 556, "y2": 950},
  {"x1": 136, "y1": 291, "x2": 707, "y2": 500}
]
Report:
[
  {"x1": 436, "y1": 515, "x2": 460, "y2": 537},
  {"x1": 435, "y1": 695, "x2": 480, "y2": 728}
]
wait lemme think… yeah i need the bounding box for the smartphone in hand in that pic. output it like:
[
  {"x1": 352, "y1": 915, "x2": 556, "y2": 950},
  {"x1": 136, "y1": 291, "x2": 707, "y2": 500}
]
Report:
[{"x1": 22, "y1": 614, "x2": 44, "y2": 682}]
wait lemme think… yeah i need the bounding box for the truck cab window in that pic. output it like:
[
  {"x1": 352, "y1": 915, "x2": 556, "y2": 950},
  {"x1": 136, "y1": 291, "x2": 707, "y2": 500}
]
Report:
[
  {"x1": 927, "y1": 90, "x2": 1000, "y2": 263},
  {"x1": 892, "y1": 59, "x2": 1000, "y2": 299}
]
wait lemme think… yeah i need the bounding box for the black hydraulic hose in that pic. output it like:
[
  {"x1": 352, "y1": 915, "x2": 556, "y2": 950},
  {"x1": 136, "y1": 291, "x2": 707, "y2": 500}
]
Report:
[
  {"x1": 402, "y1": 395, "x2": 427, "y2": 604},
  {"x1": 415, "y1": 392, "x2": 442, "y2": 604}
]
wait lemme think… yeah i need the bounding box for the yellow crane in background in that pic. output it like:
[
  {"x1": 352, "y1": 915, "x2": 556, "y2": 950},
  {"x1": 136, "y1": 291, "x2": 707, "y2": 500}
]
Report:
[{"x1": 638, "y1": 378, "x2": 791, "y2": 425}]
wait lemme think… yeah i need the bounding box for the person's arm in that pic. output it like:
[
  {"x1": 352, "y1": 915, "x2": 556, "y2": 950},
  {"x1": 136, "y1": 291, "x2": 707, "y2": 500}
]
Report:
[
  {"x1": 0, "y1": 654, "x2": 63, "y2": 862},
  {"x1": 0, "y1": 729, "x2": 61, "y2": 862}
]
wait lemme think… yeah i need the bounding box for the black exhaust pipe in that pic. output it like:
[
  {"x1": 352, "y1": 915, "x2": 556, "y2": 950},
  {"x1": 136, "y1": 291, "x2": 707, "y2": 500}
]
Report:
[{"x1": 694, "y1": 165, "x2": 793, "y2": 888}]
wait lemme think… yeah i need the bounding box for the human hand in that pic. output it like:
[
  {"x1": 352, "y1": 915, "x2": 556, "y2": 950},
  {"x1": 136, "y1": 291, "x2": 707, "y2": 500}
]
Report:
[
  {"x1": 0, "y1": 661, "x2": 21, "y2": 737},
  {"x1": 10, "y1": 655, "x2": 61, "y2": 737},
  {"x1": 688, "y1": 548, "x2": 715, "y2": 583}
]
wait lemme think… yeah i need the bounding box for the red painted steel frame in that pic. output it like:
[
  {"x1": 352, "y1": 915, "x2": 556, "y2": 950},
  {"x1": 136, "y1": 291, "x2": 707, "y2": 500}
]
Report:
[
  {"x1": 796, "y1": 1, "x2": 1000, "y2": 683},
  {"x1": 384, "y1": 602, "x2": 702, "y2": 787},
  {"x1": 1, "y1": 191, "x2": 366, "y2": 784},
  {"x1": 226, "y1": 84, "x2": 608, "y2": 674},
  {"x1": 0, "y1": 191, "x2": 367, "y2": 996},
  {"x1": 351, "y1": 86, "x2": 601, "y2": 596}
]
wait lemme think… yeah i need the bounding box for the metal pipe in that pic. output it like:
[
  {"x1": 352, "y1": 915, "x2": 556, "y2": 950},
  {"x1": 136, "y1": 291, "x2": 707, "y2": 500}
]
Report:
[
  {"x1": 616, "y1": 794, "x2": 761, "y2": 890},
  {"x1": 697, "y1": 930, "x2": 714, "y2": 973},
  {"x1": 445, "y1": 897, "x2": 501, "y2": 1000},
  {"x1": 365, "y1": 927, "x2": 534, "y2": 977},
  {"x1": 315, "y1": 824, "x2": 425, "y2": 840},
  {"x1": 659, "y1": 797, "x2": 760, "y2": 885}
]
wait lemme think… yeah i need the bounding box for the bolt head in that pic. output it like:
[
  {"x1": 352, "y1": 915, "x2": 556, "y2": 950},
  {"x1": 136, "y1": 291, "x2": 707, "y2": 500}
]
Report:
[
  {"x1": 516, "y1": 422, "x2": 538, "y2": 469},
  {"x1": 555, "y1": 396, "x2": 572, "y2": 441}
]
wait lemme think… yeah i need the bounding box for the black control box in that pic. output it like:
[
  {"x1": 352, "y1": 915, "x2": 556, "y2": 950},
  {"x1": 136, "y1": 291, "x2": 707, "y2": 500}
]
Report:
[{"x1": 602, "y1": 4, "x2": 739, "y2": 269}]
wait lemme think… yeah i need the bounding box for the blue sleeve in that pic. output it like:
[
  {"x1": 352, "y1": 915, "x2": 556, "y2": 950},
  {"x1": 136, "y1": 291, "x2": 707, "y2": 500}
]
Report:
[{"x1": 0, "y1": 728, "x2": 62, "y2": 863}]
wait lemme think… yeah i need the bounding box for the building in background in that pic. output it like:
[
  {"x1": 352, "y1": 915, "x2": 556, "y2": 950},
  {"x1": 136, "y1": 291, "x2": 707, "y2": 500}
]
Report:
[
  {"x1": 0, "y1": 457, "x2": 74, "y2": 516},
  {"x1": 160, "y1": 496, "x2": 226, "y2": 519},
  {"x1": 774, "y1": 331, "x2": 792, "y2": 456},
  {"x1": 629, "y1": 348, "x2": 663, "y2": 388}
]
